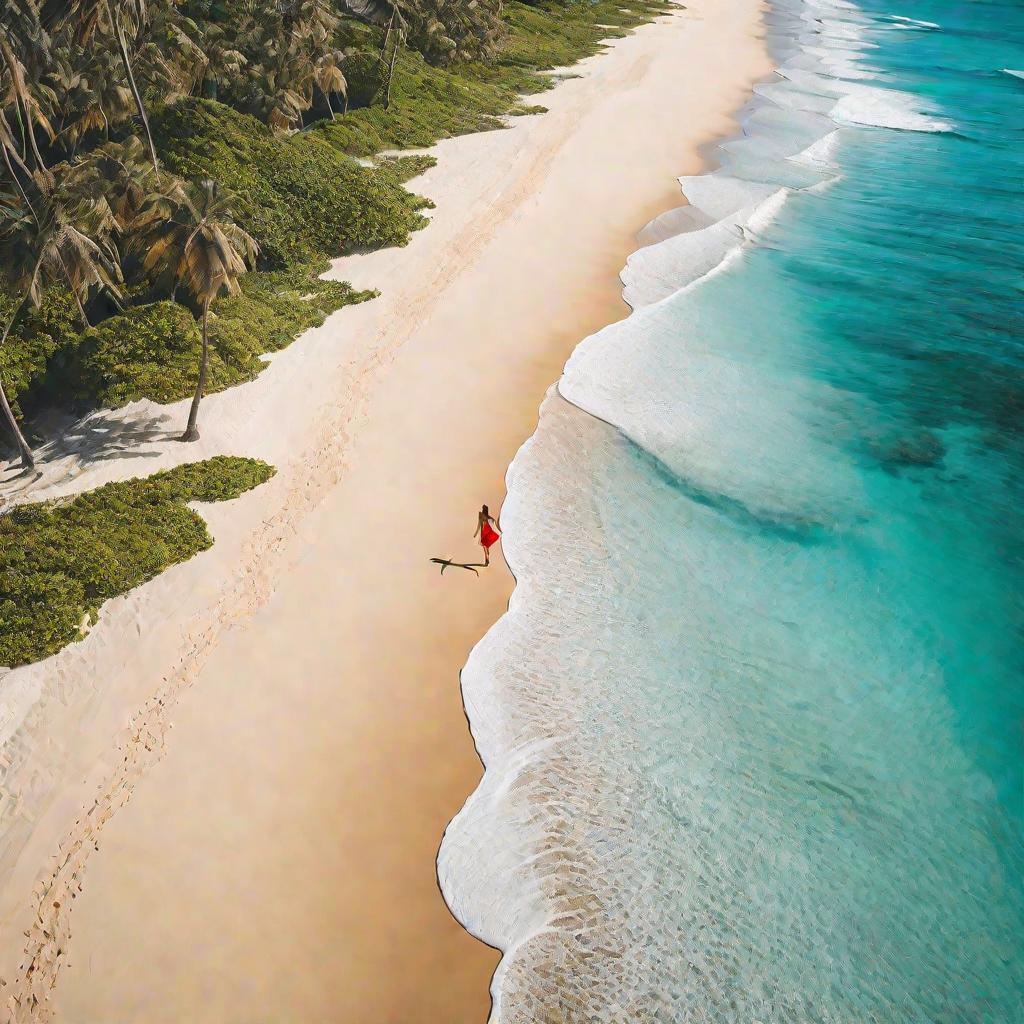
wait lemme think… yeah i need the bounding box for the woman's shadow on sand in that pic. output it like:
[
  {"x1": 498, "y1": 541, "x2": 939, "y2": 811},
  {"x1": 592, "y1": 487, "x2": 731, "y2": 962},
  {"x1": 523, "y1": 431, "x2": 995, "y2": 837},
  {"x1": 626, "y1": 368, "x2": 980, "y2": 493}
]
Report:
[{"x1": 430, "y1": 557, "x2": 488, "y2": 576}]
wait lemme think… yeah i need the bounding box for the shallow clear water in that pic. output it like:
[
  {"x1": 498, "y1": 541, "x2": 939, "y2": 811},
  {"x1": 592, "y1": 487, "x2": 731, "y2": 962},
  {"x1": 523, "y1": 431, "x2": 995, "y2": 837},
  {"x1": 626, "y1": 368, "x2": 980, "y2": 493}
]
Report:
[{"x1": 440, "y1": 1, "x2": 1024, "y2": 1020}]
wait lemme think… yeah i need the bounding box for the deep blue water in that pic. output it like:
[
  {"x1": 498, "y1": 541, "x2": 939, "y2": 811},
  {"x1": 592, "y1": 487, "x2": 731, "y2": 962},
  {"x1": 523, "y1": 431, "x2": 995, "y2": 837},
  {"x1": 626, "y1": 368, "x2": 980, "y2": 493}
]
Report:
[{"x1": 442, "y1": 1, "x2": 1024, "y2": 1019}]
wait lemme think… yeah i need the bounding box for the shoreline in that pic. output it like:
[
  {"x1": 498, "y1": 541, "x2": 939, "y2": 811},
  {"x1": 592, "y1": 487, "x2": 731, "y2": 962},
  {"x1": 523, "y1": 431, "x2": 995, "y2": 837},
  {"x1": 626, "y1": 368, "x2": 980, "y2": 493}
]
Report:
[{"x1": 0, "y1": 3, "x2": 771, "y2": 1020}]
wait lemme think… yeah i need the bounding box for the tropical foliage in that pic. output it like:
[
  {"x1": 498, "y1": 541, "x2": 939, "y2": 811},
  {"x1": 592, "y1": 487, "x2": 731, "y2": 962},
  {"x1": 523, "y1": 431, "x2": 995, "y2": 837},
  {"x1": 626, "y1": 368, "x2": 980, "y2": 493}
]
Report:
[
  {"x1": 72, "y1": 268, "x2": 374, "y2": 407},
  {"x1": 0, "y1": 456, "x2": 274, "y2": 666}
]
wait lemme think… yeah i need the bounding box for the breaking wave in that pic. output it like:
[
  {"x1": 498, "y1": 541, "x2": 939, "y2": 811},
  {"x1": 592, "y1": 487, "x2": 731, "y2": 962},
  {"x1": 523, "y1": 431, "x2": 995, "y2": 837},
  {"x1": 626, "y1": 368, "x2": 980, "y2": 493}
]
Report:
[{"x1": 439, "y1": 0, "x2": 1024, "y2": 1019}]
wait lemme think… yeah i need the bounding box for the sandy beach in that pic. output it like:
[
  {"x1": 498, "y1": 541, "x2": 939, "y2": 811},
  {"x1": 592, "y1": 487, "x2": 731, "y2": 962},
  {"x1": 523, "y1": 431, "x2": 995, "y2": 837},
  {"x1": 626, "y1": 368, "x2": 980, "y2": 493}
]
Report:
[{"x1": 0, "y1": 2, "x2": 769, "y2": 1020}]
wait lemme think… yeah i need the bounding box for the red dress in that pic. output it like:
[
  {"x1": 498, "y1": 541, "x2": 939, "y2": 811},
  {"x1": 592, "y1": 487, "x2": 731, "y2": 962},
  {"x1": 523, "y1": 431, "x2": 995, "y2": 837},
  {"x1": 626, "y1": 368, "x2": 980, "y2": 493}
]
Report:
[{"x1": 480, "y1": 520, "x2": 500, "y2": 550}]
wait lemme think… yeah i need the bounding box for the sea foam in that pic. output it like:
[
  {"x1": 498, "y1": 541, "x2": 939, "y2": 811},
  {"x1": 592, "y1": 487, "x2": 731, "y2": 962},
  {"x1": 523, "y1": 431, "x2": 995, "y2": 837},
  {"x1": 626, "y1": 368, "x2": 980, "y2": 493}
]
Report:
[
  {"x1": 436, "y1": 0, "x2": 1015, "y2": 1020},
  {"x1": 888, "y1": 14, "x2": 940, "y2": 29}
]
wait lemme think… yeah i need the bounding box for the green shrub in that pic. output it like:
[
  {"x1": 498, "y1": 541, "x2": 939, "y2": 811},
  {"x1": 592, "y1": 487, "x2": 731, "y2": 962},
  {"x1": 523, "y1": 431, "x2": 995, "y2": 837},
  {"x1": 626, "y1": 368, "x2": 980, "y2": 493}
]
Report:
[
  {"x1": 376, "y1": 154, "x2": 439, "y2": 185},
  {"x1": 70, "y1": 267, "x2": 375, "y2": 407},
  {"x1": 0, "y1": 290, "x2": 82, "y2": 418},
  {"x1": 498, "y1": 0, "x2": 674, "y2": 72},
  {"x1": 152, "y1": 99, "x2": 431, "y2": 267},
  {"x1": 75, "y1": 300, "x2": 204, "y2": 406},
  {"x1": 315, "y1": 47, "x2": 510, "y2": 158},
  {"x1": 0, "y1": 456, "x2": 275, "y2": 667},
  {"x1": 214, "y1": 265, "x2": 377, "y2": 355},
  {"x1": 344, "y1": 50, "x2": 387, "y2": 110}
]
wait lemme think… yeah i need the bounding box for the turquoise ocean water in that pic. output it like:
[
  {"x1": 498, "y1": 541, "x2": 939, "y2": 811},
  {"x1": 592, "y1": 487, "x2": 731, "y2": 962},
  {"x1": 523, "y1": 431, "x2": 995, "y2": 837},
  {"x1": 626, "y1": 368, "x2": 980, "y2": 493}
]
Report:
[{"x1": 440, "y1": 1, "x2": 1024, "y2": 1020}]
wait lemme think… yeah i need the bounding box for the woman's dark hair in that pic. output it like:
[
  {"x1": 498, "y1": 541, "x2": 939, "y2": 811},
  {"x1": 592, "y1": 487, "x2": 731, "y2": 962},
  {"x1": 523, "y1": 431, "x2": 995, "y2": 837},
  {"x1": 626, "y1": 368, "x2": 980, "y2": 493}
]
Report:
[{"x1": 482, "y1": 504, "x2": 490, "y2": 516}]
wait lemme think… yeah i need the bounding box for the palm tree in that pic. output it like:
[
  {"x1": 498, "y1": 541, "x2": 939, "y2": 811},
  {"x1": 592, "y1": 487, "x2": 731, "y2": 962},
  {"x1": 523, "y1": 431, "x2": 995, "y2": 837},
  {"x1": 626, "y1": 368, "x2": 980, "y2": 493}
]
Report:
[
  {"x1": 0, "y1": 192, "x2": 122, "y2": 467},
  {"x1": 44, "y1": 0, "x2": 160, "y2": 173},
  {"x1": 137, "y1": 3, "x2": 209, "y2": 104},
  {"x1": 203, "y1": 0, "x2": 347, "y2": 131},
  {"x1": 49, "y1": 174, "x2": 122, "y2": 323},
  {"x1": 191, "y1": 24, "x2": 246, "y2": 103},
  {"x1": 58, "y1": 47, "x2": 135, "y2": 151},
  {"x1": 63, "y1": 134, "x2": 168, "y2": 227},
  {"x1": 102, "y1": 0, "x2": 158, "y2": 172},
  {"x1": 383, "y1": 19, "x2": 403, "y2": 108},
  {"x1": 314, "y1": 49, "x2": 348, "y2": 118},
  {"x1": 0, "y1": 26, "x2": 56, "y2": 172},
  {"x1": 280, "y1": 0, "x2": 340, "y2": 49},
  {"x1": 132, "y1": 179, "x2": 256, "y2": 441},
  {"x1": 259, "y1": 63, "x2": 312, "y2": 133}
]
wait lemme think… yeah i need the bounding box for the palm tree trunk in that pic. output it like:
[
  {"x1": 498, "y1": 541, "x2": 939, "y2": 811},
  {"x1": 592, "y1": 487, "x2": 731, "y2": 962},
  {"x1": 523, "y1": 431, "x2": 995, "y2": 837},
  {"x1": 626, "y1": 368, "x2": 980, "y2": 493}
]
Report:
[
  {"x1": 0, "y1": 112, "x2": 34, "y2": 189},
  {"x1": 0, "y1": 292, "x2": 37, "y2": 468},
  {"x1": 65, "y1": 276, "x2": 91, "y2": 328},
  {"x1": 0, "y1": 376, "x2": 33, "y2": 468},
  {"x1": 180, "y1": 297, "x2": 209, "y2": 442},
  {"x1": 384, "y1": 31, "x2": 401, "y2": 109},
  {"x1": 326, "y1": 91, "x2": 335, "y2": 120},
  {"x1": 0, "y1": 139, "x2": 35, "y2": 217},
  {"x1": 380, "y1": 9, "x2": 395, "y2": 59},
  {"x1": 110, "y1": 6, "x2": 159, "y2": 175},
  {"x1": 12, "y1": 105, "x2": 28, "y2": 161}
]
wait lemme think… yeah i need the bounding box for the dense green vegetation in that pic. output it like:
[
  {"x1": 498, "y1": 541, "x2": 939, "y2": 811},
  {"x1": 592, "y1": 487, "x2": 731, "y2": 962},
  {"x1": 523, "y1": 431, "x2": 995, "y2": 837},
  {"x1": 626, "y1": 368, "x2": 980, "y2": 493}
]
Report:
[
  {"x1": 2, "y1": 261, "x2": 375, "y2": 416},
  {"x1": 23, "y1": 265, "x2": 374, "y2": 410},
  {"x1": 0, "y1": 456, "x2": 274, "y2": 667},
  {"x1": 0, "y1": 288, "x2": 80, "y2": 420},
  {"x1": 154, "y1": 100, "x2": 432, "y2": 267}
]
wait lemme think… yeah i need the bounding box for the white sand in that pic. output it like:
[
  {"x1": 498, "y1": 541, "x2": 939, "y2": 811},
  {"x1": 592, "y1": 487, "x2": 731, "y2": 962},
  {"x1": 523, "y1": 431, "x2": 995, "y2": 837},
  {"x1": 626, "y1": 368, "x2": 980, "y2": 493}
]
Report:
[{"x1": 0, "y1": 3, "x2": 770, "y2": 1020}]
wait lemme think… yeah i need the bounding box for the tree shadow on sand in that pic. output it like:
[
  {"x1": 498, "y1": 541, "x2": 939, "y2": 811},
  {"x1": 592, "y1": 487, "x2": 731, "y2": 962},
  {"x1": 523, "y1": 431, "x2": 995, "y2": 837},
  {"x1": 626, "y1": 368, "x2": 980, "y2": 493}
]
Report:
[
  {"x1": 52, "y1": 408, "x2": 178, "y2": 465},
  {"x1": 1, "y1": 406, "x2": 178, "y2": 499}
]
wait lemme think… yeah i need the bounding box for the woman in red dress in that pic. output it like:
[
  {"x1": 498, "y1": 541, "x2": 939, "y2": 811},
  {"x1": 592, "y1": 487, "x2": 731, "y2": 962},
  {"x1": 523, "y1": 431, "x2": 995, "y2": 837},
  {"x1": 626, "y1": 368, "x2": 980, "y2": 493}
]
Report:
[{"x1": 474, "y1": 504, "x2": 501, "y2": 566}]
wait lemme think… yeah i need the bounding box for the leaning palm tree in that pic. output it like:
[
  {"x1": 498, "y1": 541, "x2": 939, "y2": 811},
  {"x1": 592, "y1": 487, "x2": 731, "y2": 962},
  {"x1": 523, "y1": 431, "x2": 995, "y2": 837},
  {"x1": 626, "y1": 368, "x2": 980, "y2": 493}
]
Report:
[
  {"x1": 0, "y1": 106, "x2": 38, "y2": 207},
  {"x1": 382, "y1": 18, "x2": 403, "y2": 108},
  {"x1": 132, "y1": 179, "x2": 257, "y2": 441},
  {"x1": 0, "y1": 192, "x2": 122, "y2": 467}
]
